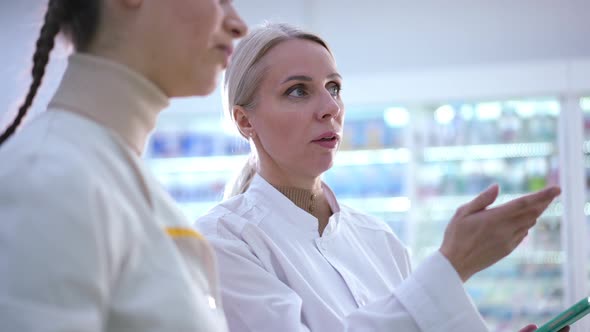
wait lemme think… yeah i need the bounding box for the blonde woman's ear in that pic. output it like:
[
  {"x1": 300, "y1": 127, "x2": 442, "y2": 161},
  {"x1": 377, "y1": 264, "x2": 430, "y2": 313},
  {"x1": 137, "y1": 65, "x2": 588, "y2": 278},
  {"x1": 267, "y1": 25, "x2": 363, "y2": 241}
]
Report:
[{"x1": 233, "y1": 105, "x2": 254, "y2": 139}]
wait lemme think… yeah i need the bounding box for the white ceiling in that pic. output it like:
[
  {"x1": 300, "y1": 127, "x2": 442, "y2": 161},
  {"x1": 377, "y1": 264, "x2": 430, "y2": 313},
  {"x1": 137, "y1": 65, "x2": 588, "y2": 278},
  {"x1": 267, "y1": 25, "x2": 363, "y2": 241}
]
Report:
[
  {"x1": 1, "y1": 0, "x2": 589, "y2": 121},
  {"x1": 234, "y1": 0, "x2": 590, "y2": 74}
]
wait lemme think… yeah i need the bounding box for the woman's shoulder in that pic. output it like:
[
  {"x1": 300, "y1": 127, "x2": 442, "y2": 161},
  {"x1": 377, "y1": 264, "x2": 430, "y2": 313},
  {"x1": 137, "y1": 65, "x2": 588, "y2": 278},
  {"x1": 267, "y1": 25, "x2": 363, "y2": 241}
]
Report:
[
  {"x1": 195, "y1": 193, "x2": 269, "y2": 240},
  {"x1": 0, "y1": 129, "x2": 117, "y2": 242},
  {"x1": 1, "y1": 111, "x2": 118, "y2": 172},
  {"x1": 1, "y1": 139, "x2": 92, "y2": 192},
  {"x1": 338, "y1": 204, "x2": 407, "y2": 251},
  {"x1": 0, "y1": 112, "x2": 133, "y2": 213},
  {"x1": 339, "y1": 204, "x2": 398, "y2": 234}
]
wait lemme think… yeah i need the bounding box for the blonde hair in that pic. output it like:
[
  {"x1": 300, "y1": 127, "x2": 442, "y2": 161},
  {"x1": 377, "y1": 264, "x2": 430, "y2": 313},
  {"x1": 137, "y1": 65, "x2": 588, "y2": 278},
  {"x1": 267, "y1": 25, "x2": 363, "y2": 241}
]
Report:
[{"x1": 223, "y1": 22, "x2": 333, "y2": 198}]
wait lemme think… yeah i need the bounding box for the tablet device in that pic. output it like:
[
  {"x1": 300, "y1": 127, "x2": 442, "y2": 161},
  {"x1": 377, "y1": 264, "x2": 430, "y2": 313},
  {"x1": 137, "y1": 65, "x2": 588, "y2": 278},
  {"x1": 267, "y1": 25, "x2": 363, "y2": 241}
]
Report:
[{"x1": 536, "y1": 296, "x2": 590, "y2": 332}]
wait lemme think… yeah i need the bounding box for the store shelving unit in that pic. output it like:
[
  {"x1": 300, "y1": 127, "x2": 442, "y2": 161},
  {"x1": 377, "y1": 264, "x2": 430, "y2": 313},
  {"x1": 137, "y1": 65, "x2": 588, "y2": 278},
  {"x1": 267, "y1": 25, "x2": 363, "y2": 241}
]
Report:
[{"x1": 145, "y1": 57, "x2": 590, "y2": 331}]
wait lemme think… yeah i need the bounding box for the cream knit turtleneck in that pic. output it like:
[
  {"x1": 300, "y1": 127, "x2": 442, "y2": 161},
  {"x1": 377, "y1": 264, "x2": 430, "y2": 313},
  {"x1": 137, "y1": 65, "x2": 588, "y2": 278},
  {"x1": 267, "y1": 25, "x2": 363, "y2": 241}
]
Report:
[{"x1": 48, "y1": 53, "x2": 170, "y2": 155}]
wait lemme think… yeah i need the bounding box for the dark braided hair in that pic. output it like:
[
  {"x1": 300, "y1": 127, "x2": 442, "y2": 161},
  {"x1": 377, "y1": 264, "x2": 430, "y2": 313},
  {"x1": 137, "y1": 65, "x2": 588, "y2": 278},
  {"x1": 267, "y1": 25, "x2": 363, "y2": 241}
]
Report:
[{"x1": 0, "y1": 0, "x2": 100, "y2": 146}]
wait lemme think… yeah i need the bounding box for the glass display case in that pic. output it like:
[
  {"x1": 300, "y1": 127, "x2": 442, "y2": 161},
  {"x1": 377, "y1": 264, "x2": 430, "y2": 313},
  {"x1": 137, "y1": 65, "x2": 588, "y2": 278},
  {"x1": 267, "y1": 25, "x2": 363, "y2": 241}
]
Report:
[
  {"x1": 408, "y1": 98, "x2": 563, "y2": 331},
  {"x1": 145, "y1": 96, "x2": 568, "y2": 332}
]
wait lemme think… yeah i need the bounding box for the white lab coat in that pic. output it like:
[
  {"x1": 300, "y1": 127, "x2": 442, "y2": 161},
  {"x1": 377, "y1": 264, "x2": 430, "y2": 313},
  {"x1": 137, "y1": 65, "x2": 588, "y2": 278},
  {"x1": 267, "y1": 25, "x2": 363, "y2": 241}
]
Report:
[
  {"x1": 0, "y1": 54, "x2": 227, "y2": 331},
  {"x1": 196, "y1": 174, "x2": 489, "y2": 331}
]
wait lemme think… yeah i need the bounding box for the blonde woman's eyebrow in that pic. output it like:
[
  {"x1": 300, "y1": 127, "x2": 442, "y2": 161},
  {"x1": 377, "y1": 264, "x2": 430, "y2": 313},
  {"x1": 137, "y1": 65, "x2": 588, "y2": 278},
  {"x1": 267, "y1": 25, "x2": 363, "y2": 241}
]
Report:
[
  {"x1": 281, "y1": 73, "x2": 342, "y2": 85},
  {"x1": 327, "y1": 73, "x2": 342, "y2": 80},
  {"x1": 281, "y1": 75, "x2": 312, "y2": 84}
]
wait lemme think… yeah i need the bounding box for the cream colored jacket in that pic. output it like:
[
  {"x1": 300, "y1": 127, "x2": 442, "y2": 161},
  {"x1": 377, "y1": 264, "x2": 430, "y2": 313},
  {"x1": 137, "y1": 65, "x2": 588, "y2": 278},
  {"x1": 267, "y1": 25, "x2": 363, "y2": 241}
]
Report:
[{"x1": 0, "y1": 54, "x2": 227, "y2": 331}]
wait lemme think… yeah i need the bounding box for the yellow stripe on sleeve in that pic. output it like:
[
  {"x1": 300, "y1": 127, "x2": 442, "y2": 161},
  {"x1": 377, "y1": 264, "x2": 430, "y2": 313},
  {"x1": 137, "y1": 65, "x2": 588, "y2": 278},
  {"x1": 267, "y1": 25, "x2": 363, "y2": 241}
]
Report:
[{"x1": 165, "y1": 227, "x2": 205, "y2": 241}]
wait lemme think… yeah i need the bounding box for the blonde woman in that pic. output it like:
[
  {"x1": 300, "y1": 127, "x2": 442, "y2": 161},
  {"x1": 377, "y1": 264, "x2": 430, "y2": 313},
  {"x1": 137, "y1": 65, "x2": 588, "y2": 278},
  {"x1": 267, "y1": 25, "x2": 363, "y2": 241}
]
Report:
[
  {"x1": 0, "y1": 0, "x2": 246, "y2": 330},
  {"x1": 195, "y1": 23, "x2": 563, "y2": 332}
]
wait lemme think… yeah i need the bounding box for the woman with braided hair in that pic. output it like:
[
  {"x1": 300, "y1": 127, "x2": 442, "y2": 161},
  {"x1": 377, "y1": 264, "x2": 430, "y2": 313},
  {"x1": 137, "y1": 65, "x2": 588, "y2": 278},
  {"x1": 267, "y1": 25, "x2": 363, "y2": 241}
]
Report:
[{"x1": 0, "y1": 0, "x2": 246, "y2": 330}]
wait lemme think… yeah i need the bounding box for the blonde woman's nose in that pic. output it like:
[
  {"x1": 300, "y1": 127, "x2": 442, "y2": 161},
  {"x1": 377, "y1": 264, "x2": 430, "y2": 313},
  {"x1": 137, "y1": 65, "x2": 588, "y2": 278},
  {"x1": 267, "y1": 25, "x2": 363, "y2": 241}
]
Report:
[{"x1": 319, "y1": 92, "x2": 341, "y2": 120}]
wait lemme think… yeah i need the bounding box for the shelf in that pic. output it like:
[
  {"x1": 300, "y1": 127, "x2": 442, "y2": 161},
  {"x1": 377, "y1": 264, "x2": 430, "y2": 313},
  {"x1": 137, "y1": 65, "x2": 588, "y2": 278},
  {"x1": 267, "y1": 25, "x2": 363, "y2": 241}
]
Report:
[
  {"x1": 416, "y1": 194, "x2": 564, "y2": 218},
  {"x1": 501, "y1": 250, "x2": 565, "y2": 265},
  {"x1": 178, "y1": 201, "x2": 220, "y2": 220},
  {"x1": 174, "y1": 194, "x2": 581, "y2": 220},
  {"x1": 422, "y1": 142, "x2": 554, "y2": 162},
  {"x1": 147, "y1": 148, "x2": 410, "y2": 175},
  {"x1": 339, "y1": 196, "x2": 410, "y2": 213},
  {"x1": 414, "y1": 245, "x2": 565, "y2": 266},
  {"x1": 178, "y1": 196, "x2": 412, "y2": 219},
  {"x1": 418, "y1": 196, "x2": 590, "y2": 217},
  {"x1": 147, "y1": 142, "x2": 556, "y2": 176},
  {"x1": 334, "y1": 148, "x2": 410, "y2": 165},
  {"x1": 477, "y1": 304, "x2": 562, "y2": 320},
  {"x1": 148, "y1": 154, "x2": 249, "y2": 174}
]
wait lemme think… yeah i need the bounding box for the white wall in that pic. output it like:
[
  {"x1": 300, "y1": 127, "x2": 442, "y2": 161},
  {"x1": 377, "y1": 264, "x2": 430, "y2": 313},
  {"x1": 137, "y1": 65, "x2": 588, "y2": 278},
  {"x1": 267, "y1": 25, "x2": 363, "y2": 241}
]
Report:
[
  {"x1": 0, "y1": 0, "x2": 589, "y2": 124},
  {"x1": 308, "y1": 0, "x2": 590, "y2": 74}
]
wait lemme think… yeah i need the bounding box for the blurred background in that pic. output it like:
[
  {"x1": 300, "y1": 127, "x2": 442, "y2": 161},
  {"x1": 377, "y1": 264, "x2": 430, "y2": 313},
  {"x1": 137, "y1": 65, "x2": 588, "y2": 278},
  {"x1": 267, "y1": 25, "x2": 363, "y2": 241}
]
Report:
[{"x1": 1, "y1": 1, "x2": 590, "y2": 331}]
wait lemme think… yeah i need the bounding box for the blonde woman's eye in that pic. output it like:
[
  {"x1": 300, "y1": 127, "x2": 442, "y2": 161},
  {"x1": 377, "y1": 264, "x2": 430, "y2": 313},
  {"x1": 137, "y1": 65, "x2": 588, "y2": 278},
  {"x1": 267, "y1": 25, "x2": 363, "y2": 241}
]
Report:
[
  {"x1": 287, "y1": 86, "x2": 307, "y2": 98},
  {"x1": 328, "y1": 84, "x2": 341, "y2": 97}
]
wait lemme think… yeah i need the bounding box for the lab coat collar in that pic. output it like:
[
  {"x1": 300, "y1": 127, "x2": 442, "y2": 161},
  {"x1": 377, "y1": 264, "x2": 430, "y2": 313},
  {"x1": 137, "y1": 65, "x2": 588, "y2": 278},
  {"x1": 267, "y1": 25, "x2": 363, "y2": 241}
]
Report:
[{"x1": 247, "y1": 173, "x2": 341, "y2": 235}]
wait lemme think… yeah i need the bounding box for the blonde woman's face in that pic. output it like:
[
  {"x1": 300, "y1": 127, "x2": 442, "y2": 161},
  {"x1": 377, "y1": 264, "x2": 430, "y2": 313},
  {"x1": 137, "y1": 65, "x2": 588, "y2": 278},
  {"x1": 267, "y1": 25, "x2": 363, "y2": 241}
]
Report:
[
  {"x1": 143, "y1": 0, "x2": 247, "y2": 97},
  {"x1": 250, "y1": 38, "x2": 344, "y2": 179}
]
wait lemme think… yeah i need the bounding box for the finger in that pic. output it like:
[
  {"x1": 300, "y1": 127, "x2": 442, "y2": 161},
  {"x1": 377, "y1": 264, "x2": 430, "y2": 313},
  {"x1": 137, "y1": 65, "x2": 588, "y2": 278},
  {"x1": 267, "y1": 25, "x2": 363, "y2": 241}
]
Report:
[
  {"x1": 506, "y1": 186, "x2": 560, "y2": 209},
  {"x1": 486, "y1": 186, "x2": 560, "y2": 221},
  {"x1": 507, "y1": 186, "x2": 561, "y2": 211},
  {"x1": 518, "y1": 324, "x2": 537, "y2": 332},
  {"x1": 457, "y1": 184, "x2": 499, "y2": 217}
]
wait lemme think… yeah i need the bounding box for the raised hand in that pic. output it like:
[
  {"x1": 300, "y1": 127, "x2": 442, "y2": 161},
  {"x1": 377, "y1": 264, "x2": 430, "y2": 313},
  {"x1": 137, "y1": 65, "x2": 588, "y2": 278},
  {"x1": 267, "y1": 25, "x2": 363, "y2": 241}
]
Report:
[{"x1": 439, "y1": 184, "x2": 561, "y2": 282}]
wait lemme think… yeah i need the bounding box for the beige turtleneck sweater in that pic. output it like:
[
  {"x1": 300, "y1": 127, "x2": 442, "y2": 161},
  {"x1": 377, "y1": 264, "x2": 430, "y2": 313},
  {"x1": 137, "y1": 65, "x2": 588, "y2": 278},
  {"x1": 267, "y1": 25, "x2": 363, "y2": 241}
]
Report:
[
  {"x1": 274, "y1": 185, "x2": 333, "y2": 235},
  {"x1": 0, "y1": 54, "x2": 228, "y2": 331}
]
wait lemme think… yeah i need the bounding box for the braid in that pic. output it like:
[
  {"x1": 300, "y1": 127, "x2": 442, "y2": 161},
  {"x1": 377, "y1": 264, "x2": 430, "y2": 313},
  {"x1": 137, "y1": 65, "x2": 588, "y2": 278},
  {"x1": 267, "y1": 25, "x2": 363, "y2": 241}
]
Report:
[{"x1": 0, "y1": 0, "x2": 68, "y2": 146}]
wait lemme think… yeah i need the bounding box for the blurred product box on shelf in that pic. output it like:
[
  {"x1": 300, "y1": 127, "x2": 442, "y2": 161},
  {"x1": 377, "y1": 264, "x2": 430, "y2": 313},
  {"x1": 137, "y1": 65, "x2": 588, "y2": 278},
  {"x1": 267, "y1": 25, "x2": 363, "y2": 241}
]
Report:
[
  {"x1": 323, "y1": 163, "x2": 406, "y2": 198},
  {"x1": 179, "y1": 132, "x2": 213, "y2": 157},
  {"x1": 148, "y1": 132, "x2": 250, "y2": 158},
  {"x1": 149, "y1": 131, "x2": 181, "y2": 158}
]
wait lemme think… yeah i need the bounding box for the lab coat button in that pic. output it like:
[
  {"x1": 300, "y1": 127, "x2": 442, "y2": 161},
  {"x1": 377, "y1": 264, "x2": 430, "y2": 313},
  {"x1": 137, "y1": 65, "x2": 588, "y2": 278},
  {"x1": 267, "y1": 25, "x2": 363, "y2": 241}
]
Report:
[
  {"x1": 355, "y1": 294, "x2": 367, "y2": 306},
  {"x1": 207, "y1": 295, "x2": 217, "y2": 309}
]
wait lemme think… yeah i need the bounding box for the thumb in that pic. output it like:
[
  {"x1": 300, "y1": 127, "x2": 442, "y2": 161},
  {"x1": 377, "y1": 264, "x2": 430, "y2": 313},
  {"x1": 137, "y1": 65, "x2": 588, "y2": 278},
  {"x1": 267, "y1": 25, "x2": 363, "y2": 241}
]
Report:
[{"x1": 460, "y1": 184, "x2": 499, "y2": 216}]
